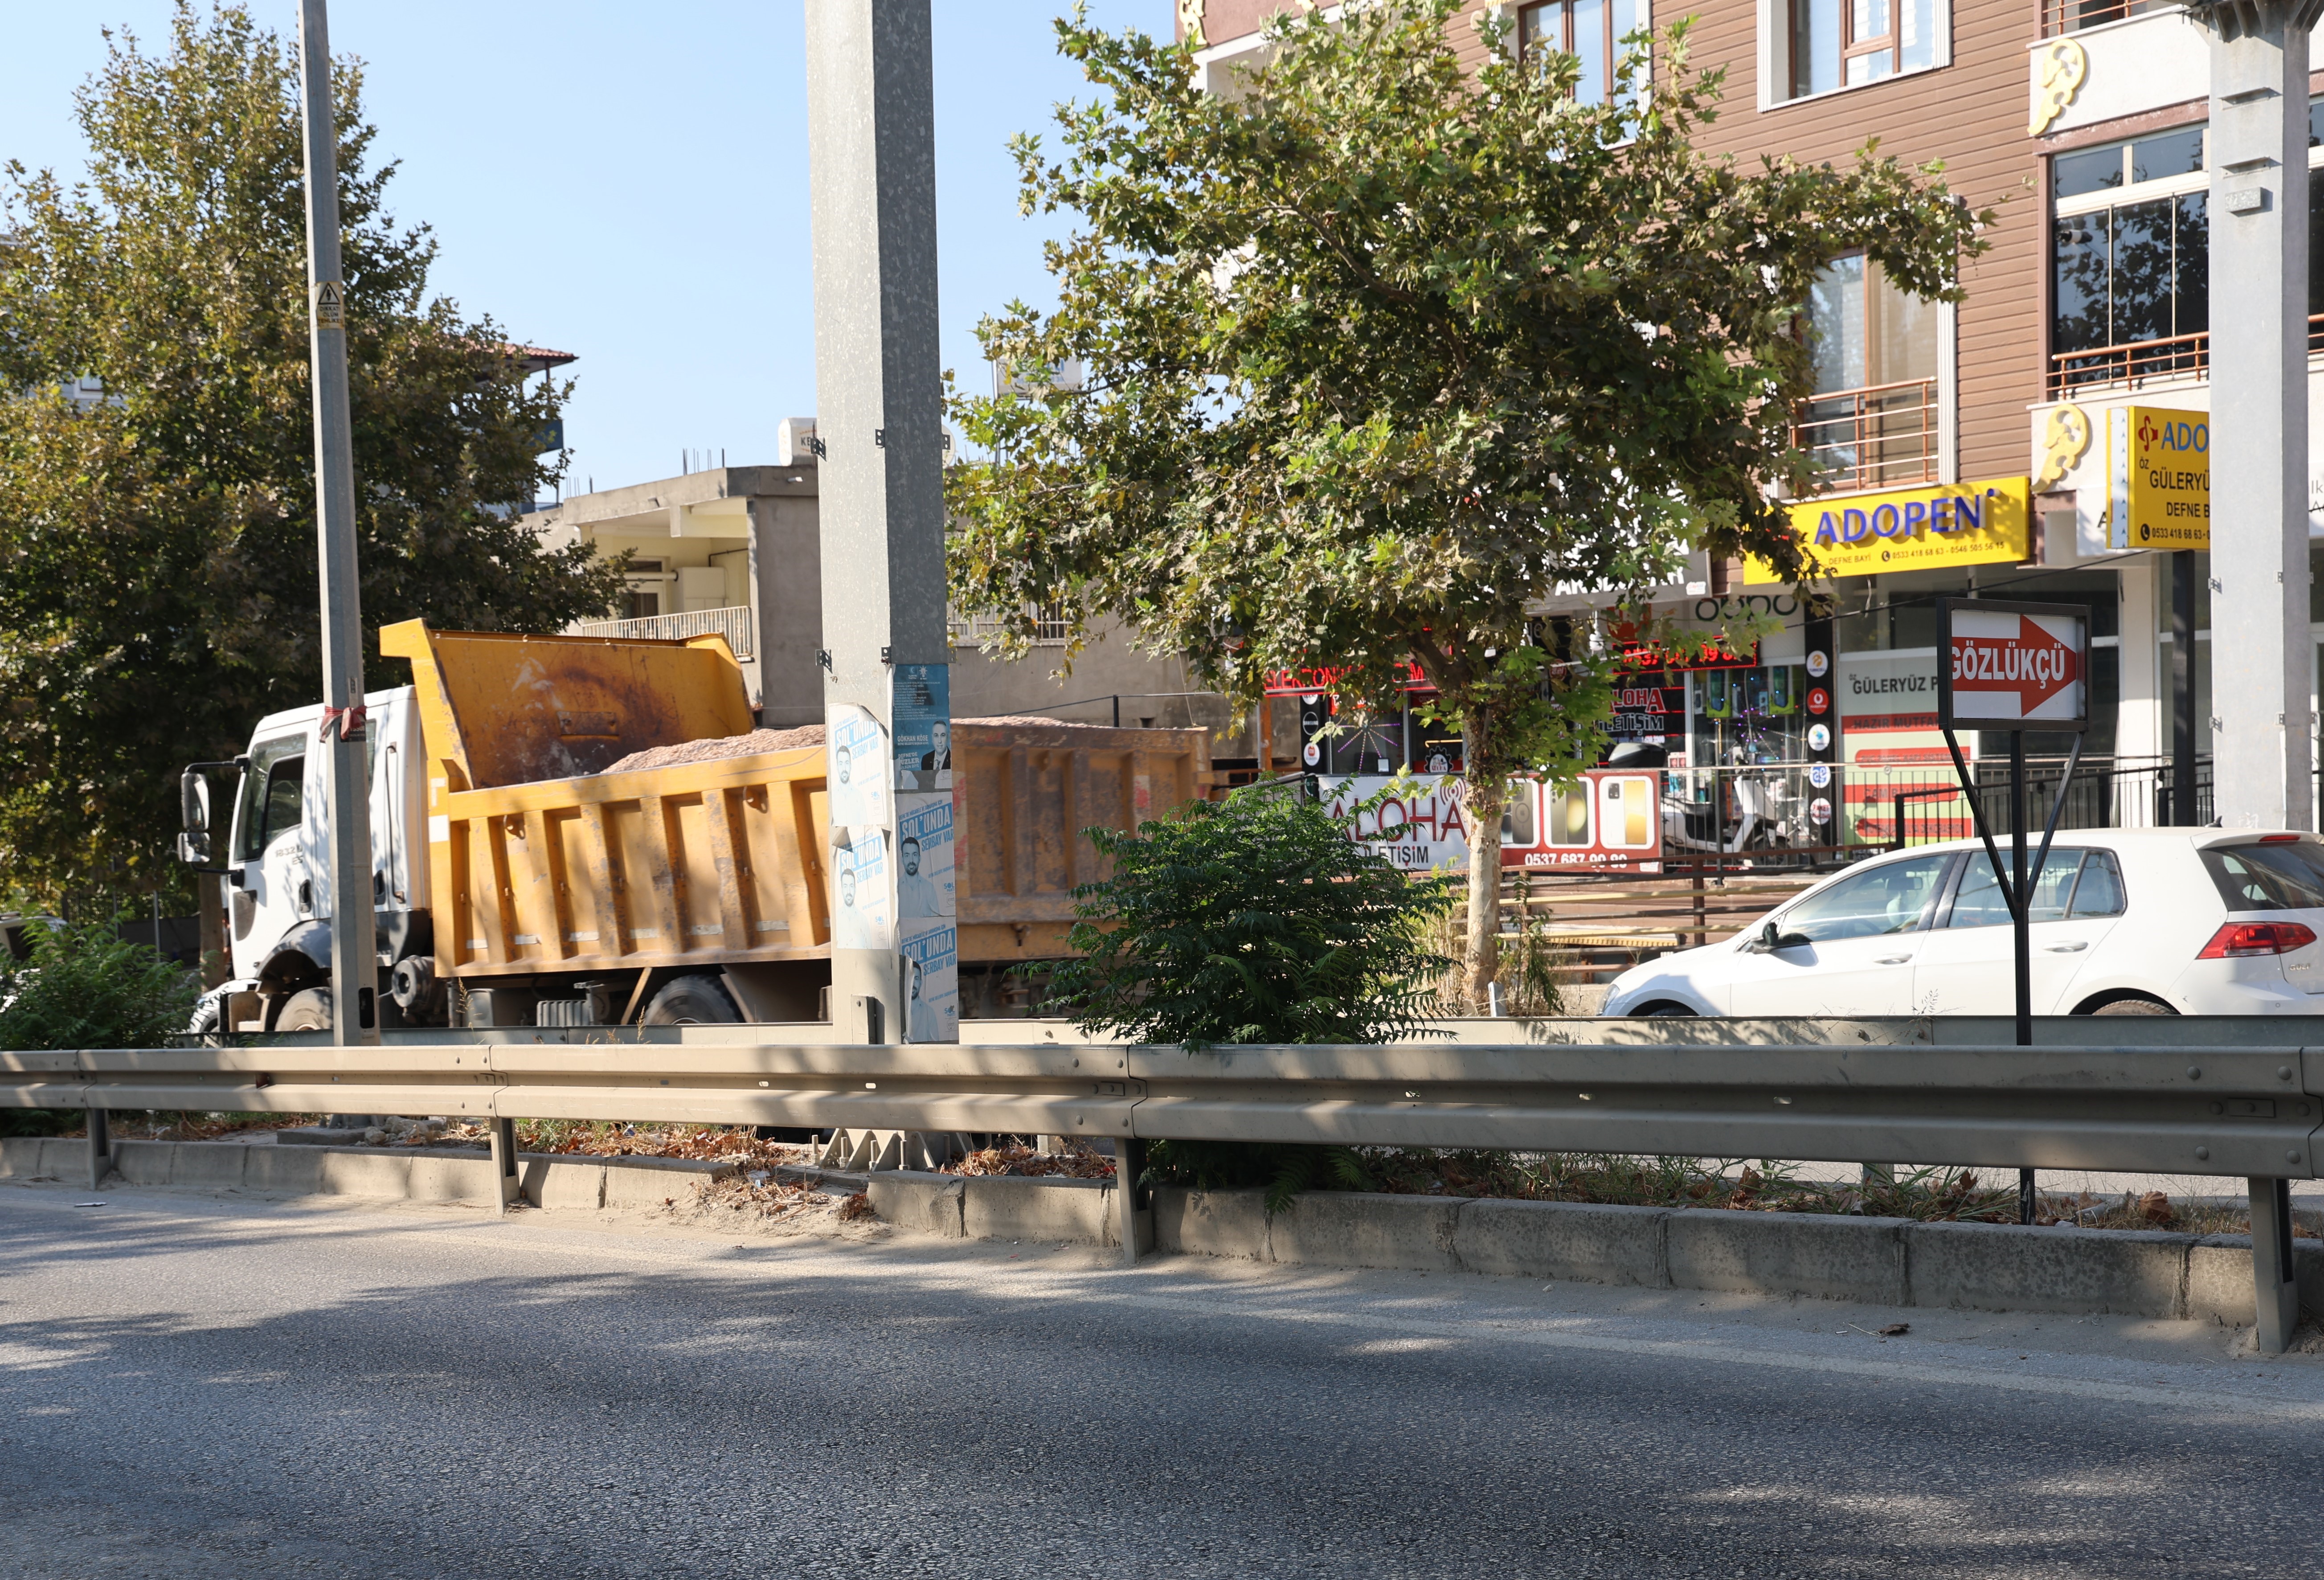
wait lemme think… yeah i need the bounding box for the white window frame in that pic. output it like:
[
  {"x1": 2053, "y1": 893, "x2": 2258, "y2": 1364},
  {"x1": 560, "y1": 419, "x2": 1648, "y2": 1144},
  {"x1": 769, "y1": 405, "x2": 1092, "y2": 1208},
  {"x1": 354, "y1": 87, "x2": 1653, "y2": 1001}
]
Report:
[{"x1": 1758, "y1": 0, "x2": 1952, "y2": 111}]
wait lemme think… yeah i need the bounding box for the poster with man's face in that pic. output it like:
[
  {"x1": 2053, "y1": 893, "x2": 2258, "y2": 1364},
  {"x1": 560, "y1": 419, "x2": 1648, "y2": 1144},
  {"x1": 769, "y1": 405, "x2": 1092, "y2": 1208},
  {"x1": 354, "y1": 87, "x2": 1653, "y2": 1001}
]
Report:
[
  {"x1": 830, "y1": 829, "x2": 893, "y2": 951},
  {"x1": 899, "y1": 917, "x2": 957, "y2": 1042},
  {"x1": 896, "y1": 793, "x2": 955, "y2": 918},
  {"x1": 892, "y1": 664, "x2": 952, "y2": 791},
  {"x1": 828, "y1": 704, "x2": 888, "y2": 828}
]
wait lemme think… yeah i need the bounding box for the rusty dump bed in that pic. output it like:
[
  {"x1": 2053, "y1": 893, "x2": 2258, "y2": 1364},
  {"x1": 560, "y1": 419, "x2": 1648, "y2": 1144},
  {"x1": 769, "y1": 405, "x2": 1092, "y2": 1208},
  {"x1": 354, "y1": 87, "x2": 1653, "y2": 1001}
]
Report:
[{"x1": 379, "y1": 621, "x2": 1211, "y2": 981}]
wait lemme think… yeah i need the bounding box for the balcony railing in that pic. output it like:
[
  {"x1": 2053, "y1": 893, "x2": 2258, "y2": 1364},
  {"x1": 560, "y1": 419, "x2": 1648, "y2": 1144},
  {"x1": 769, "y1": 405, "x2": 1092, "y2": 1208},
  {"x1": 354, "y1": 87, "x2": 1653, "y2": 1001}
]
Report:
[
  {"x1": 2038, "y1": 0, "x2": 2167, "y2": 35},
  {"x1": 2049, "y1": 315, "x2": 2324, "y2": 397},
  {"x1": 568, "y1": 605, "x2": 755, "y2": 658},
  {"x1": 1790, "y1": 378, "x2": 1939, "y2": 495}
]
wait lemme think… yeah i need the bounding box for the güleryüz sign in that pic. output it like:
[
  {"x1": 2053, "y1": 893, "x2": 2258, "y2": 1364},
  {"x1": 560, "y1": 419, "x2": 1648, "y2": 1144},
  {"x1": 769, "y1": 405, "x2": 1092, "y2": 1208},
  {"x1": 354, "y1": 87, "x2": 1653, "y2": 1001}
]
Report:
[{"x1": 1936, "y1": 598, "x2": 2088, "y2": 731}]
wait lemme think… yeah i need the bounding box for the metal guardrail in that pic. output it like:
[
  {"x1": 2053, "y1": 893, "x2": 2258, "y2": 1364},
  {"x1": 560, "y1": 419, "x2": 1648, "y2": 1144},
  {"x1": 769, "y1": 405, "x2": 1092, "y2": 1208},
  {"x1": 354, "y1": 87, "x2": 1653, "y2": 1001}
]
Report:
[{"x1": 10, "y1": 1024, "x2": 2315, "y2": 1347}]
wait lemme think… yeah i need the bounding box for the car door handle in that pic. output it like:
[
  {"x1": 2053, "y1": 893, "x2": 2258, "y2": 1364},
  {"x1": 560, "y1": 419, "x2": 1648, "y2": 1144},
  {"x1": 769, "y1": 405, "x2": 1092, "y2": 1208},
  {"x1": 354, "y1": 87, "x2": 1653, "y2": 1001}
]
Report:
[
  {"x1": 2044, "y1": 941, "x2": 2089, "y2": 953},
  {"x1": 1876, "y1": 955, "x2": 1911, "y2": 965}
]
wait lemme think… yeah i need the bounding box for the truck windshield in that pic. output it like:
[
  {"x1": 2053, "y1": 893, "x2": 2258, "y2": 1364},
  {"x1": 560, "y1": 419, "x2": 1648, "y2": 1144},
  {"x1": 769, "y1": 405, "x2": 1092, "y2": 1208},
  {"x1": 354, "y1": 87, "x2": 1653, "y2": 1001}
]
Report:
[{"x1": 235, "y1": 738, "x2": 305, "y2": 861}]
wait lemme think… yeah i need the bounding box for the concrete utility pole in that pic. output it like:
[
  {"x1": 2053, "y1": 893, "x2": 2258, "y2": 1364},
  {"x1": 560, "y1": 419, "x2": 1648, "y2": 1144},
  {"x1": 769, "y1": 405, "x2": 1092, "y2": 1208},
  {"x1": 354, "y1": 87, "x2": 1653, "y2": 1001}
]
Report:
[
  {"x1": 2205, "y1": 0, "x2": 2320, "y2": 829},
  {"x1": 297, "y1": 0, "x2": 380, "y2": 1045},
  {"x1": 805, "y1": 0, "x2": 958, "y2": 1043}
]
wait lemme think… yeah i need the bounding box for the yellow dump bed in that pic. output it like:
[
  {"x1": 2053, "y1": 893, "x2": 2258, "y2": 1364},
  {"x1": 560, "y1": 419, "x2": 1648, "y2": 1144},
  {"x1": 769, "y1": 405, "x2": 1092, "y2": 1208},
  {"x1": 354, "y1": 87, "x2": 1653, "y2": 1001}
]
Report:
[{"x1": 379, "y1": 621, "x2": 1211, "y2": 984}]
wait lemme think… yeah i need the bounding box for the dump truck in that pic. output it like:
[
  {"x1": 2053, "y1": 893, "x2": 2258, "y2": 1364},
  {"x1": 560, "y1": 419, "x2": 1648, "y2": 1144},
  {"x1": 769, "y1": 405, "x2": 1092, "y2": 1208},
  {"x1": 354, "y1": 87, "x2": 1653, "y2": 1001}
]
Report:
[{"x1": 177, "y1": 621, "x2": 1211, "y2": 1033}]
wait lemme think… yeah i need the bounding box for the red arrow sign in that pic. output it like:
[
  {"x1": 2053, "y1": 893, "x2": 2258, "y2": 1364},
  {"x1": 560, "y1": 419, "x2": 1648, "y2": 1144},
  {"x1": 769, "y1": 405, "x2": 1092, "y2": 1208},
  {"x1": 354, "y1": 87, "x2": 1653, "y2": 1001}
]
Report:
[{"x1": 1948, "y1": 614, "x2": 2081, "y2": 721}]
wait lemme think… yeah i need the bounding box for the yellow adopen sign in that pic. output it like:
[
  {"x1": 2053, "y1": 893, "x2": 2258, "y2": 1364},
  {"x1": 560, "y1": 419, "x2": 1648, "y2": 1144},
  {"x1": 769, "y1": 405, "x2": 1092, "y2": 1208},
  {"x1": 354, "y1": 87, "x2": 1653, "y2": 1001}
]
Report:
[
  {"x1": 2107, "y1": 405, "x2": 2209, "y2": 551},
  {"x1": 1744, "y1": 477, "x2": 2032, "y2": 584}
]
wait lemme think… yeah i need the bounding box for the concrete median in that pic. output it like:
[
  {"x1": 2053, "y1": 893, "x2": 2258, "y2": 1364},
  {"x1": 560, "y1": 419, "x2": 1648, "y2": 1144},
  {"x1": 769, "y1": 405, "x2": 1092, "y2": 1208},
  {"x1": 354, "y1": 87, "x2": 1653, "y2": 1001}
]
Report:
[
  {"x1": 1456, "y1": 1199, "x2": 1668, "y2": 1287},
  {"x1": 1907, "y1": 1220, "x2": 2186, "y2": 1318},
  {"x1": 16, "y1": 1135, "x2": 2323, "y2": 1333},
  {"x1": 1668, "y1": 1209, "x2": 1909, "y2": 1306},
  {"x1": 867, "y1": 1172, "x2": 965, "y2": 1238},
  {"x1": 962, "y1": 1175, "x2": 1112, "y2": 1245}
]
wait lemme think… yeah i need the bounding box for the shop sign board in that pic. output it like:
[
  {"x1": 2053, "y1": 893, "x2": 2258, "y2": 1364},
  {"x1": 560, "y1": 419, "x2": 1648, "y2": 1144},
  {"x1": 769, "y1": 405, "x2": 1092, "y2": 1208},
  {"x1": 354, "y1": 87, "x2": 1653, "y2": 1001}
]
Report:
[
  {"x1": 2107, "y1": 405, "x2": 2209, "y2": 550},
  {"x1": 1320, "y1": 770, "x2": 1662, "y2": 873},
  {"x1": 1263, "y1": 660, "x2": 1431, "y2": 697},
  {"x1": 1936, "y1": 599, "x2": 2088, "y2": 730},
  {"x1": 1745, "y1": 477, "x2": 2033, "y2": 583}
]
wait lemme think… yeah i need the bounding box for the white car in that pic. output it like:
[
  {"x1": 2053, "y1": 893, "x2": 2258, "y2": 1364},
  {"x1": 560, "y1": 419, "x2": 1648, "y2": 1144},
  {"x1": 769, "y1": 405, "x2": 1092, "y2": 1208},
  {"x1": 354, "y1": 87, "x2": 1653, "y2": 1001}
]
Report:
[{"x1": 1602, "y1": 828, "x2": 2324, "y2": 1019}]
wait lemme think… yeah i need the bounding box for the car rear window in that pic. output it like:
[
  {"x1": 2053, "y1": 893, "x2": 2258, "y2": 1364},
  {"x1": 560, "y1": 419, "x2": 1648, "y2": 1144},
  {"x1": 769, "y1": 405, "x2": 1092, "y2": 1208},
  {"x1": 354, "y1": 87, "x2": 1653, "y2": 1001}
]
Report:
[{"x1": 2201, "y1": 843, "x2": 2324, "y2": 911}]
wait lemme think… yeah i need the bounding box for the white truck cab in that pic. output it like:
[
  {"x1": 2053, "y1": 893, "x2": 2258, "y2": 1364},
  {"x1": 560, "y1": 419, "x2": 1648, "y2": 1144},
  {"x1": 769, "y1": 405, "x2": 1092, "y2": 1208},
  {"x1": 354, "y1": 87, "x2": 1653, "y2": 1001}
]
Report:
[{"x1": 187, "y1": 687, "x2": 430, "y2": 1032}]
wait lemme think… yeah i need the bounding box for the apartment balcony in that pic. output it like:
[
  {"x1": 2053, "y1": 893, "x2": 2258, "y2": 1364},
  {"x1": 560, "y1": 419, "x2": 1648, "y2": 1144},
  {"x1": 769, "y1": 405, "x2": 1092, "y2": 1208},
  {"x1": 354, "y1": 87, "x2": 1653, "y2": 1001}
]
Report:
[
  {"x1": 2037, "y1": 0, "x2": 2171, "y2": 35},
  {"x1": 2049, "y1": 316, "x2": 2324, "y2": 398},
  {"x1": 567, "y1": 605, "x2": 756, "y2": 659},
  {"x1": 1790, "y1": 378, "x2": 1939, "y2": 495}
]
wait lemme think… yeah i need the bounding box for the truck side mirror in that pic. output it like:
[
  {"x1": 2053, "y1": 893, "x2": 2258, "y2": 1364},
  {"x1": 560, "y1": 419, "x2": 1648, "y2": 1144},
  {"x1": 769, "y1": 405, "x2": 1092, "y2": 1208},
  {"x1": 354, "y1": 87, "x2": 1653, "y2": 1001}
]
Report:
[{"x1": 180, "y1": 769, "x2": 211, "y2": 835}]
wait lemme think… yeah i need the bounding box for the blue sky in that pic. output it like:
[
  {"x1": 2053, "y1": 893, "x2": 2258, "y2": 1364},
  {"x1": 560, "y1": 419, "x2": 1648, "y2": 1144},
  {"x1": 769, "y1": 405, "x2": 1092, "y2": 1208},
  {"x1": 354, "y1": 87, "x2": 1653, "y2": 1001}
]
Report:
[{"x1": 2, "y1": 0, "x2": 1155, "y2": 494}]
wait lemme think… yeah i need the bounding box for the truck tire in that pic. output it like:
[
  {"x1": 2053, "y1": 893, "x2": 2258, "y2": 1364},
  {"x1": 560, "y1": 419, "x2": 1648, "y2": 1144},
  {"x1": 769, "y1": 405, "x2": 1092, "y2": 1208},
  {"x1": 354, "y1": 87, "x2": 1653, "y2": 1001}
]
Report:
[
  {"x1": 640, "y1": 974, "x2": 743, "y2": 1025},
  {"x1": 187, "y1": 991, "x2": 226, "y2": 1036},
  {"x1": 274, "y1": 987, "x2": 333, "y2": 1031}
]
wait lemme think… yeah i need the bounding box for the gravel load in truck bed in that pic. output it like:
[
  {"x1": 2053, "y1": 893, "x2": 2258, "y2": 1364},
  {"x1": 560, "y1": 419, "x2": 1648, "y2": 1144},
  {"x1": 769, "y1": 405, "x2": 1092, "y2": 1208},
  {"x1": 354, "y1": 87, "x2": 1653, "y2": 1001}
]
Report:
[
  {"x1": 604, "y1": 715, "x2": 1119, "y2": 774},
  {"x1": 605, "y1": 726, "x2": 825, "y2": 774}
]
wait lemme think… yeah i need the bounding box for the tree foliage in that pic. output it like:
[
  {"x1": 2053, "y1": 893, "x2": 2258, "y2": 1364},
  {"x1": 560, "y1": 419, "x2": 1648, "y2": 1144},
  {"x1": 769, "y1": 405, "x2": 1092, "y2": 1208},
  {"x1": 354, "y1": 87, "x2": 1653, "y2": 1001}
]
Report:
[
  {"x1": 947, "y1": 0, "x2": 1987, "y2": 1003},
  {"x1": 0, "y1": 3, "x2": 624, "y2": 913},
  {"x1": 1045, "y1": 786, "x2": 1455, "y2": 1048}
]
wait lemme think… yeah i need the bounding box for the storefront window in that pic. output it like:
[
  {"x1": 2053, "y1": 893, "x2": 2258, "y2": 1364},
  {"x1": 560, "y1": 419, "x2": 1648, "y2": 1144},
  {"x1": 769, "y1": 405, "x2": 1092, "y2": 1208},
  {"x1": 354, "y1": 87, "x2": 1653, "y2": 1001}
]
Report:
[{"x1": 1690, "y1": 663, "x2": 1810, "y2": 765}]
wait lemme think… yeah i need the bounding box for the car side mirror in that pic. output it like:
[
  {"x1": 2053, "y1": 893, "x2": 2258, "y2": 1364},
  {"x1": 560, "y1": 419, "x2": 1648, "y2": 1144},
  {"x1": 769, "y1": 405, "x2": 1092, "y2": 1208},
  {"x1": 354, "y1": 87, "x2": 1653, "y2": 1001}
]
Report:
[{"x1": 1756, "y1": 921, "x2": 1780, "y2": 953}]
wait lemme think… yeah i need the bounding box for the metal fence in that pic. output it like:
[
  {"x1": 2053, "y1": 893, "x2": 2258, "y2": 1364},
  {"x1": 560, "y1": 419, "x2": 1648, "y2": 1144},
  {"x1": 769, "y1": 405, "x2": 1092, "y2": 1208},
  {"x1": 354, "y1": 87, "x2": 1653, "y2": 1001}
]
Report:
[
  {"x1": 567, "y1": 605, "x2": 756, "y2": 658},
  {"x1": 1657, "y1": 756, "x2": 2214, "y2": 864}
]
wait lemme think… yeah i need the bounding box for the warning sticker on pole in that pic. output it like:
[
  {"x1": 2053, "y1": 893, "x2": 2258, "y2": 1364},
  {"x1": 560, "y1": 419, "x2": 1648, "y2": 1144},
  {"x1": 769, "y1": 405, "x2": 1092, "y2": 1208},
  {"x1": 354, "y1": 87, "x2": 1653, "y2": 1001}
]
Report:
[
  {"x1": 311, "y1": 279, "x2": 345, "y2": 329},
  {"x1": 1936, "y1": 598, "x2": 2088, "y2": 731}
]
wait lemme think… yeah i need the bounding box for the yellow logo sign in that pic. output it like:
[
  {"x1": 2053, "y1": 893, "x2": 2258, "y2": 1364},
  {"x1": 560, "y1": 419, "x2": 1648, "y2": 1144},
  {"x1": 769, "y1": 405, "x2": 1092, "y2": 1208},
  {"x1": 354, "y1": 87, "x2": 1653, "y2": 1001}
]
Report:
[
  {"x1": 2107, "y1": 405, "x2": 2208, "y2": 550},
  {"x1": 1745, "y1": 478, "x2": 2033, "y2": 585}
]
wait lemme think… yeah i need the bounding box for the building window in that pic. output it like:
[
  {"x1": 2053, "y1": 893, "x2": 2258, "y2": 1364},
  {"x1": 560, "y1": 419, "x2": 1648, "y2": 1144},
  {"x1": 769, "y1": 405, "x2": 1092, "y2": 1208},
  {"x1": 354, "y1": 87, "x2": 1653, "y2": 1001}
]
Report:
[
  {"x1": 1780, "y1": 0, "x2": 1935, "y2": 100},
  {"x1": 2049, "y1": 128, "x2": 2210, "y2": 393},
  {"x1": 1793, "y1": 254, "x2": 1940, "y2": 493},
  {"x1": 1519, "y1": 0, "x2": 1641, "y2": 107}
]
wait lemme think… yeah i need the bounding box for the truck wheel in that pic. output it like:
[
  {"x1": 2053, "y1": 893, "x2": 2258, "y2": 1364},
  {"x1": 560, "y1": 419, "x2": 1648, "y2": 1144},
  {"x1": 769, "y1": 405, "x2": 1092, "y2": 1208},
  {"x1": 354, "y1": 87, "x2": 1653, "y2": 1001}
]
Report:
[
  {"x1": 641, "y1": 975, "x2": 742, "y2": 1025},
  {"x1": 187, "y1": 992, "x2": 226, "y2": 1036},
  {"x1": 274, "y1": 987, "x2": 333, "y2": 1031}
]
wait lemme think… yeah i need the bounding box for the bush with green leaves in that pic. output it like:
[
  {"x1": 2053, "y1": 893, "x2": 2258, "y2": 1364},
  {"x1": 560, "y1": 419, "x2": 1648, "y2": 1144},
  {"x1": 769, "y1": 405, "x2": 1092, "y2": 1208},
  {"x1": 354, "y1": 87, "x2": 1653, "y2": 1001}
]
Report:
[
  {"x1": 0, "y1": 917, "x2": 196, "y2": 1055},
  {"x1": 1043, "y1": 785, "x2": 1452, "y2": 1208}
]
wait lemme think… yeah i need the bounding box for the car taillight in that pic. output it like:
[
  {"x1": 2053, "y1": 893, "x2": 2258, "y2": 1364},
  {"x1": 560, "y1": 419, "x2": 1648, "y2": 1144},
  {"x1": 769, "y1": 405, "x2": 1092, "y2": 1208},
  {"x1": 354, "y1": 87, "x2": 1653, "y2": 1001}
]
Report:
[{"x1": 2197, "y1": 921, "x2": 2320, "y2": 959}]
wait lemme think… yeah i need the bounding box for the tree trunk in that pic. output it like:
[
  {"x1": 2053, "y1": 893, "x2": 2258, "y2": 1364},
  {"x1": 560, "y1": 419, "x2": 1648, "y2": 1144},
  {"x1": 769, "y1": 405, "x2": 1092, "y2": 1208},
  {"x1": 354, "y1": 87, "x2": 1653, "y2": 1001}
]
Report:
[{"x1": 1462, "y1": 716, "x2": 1502, "y2": 1013}]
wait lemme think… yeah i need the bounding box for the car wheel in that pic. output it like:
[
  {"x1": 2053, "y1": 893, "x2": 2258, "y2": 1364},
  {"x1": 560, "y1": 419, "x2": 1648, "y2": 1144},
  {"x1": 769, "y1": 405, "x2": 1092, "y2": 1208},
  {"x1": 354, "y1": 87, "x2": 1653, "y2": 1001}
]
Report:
[
  {"x1": 1642, "y1": 1002, "x2": 1697, "y2": 1017},
  {"x1": 640, "y1": 974, "x2": 743, "y2": 1025},
  {"x1": 2087, "y1": 996, "x2": 2176, "y2": 1017},
  {"x1": 271, "y1": 986, "x2": 333, "y2": 1031}
]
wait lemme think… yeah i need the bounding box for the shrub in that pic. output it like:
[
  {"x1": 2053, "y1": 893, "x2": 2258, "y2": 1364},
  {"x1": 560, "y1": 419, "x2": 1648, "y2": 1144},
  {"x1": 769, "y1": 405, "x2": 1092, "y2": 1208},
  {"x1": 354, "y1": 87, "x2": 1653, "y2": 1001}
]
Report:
[
  {"x1": 1043, "y1": 784, "x2": 1454, "y2": 1209},
  {"x1": 0, "y1": 916, "x2": 196, "y2": 1052}
]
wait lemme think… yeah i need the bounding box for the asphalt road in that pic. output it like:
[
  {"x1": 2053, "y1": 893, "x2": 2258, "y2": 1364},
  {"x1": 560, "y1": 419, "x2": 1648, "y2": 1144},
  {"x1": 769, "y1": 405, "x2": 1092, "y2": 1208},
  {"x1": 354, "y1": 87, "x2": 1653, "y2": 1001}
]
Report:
[{"x1": 2, "y1": 1183, "x2": 2321, "y2": 1580}]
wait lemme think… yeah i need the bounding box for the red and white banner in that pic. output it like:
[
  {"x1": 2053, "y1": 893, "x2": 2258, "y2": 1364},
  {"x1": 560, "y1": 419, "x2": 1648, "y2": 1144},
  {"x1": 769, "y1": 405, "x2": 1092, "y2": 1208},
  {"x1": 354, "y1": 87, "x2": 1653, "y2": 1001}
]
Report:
[{"x1": 1944, "y1": 608, "x2": 2084, "y2": 725}]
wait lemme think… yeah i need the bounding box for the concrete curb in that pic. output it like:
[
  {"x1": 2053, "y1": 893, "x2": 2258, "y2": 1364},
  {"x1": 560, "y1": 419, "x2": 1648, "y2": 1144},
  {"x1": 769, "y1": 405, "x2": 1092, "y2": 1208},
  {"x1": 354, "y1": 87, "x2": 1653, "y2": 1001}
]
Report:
[
  {"x1": 1148, "y1": 1187, "x2": 2324, "y2": 1327},
  {"x1": 13, "y1": 1135, "x2": 2312, "y2": 1327}
]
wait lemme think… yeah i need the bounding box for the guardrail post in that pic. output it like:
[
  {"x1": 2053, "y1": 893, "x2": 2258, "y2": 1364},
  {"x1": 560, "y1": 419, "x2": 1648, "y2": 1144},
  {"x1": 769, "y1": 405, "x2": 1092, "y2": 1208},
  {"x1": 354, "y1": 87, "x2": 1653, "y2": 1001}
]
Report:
[
  {"x1": 2249, "y1": 1176, "x2": 2300, "y2": 1354},
  {"x1": 489, "y1": 1117, "x2": 520, "y2": 1214},
  {"x1": 86, "y1": 1107, "x2": 113, "y2": 1191},
  {"x1": 1115, "y1": 1137, "x2": 1147, "y2": 1267}
]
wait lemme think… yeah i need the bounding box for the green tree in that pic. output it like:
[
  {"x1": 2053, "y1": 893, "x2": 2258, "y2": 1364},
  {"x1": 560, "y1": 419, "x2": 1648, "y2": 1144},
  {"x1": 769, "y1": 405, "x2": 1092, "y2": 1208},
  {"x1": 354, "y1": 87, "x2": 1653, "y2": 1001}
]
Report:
[
  {"x1": 948, "y1": 1, "x2": 1986, "y2": 1006},
  {"x1": 0, "y1": 3, "x2": 623, "y2": 916},
  {"x1": 1043, "y1": 786, "x2": 1452, "y2": 1210}
]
